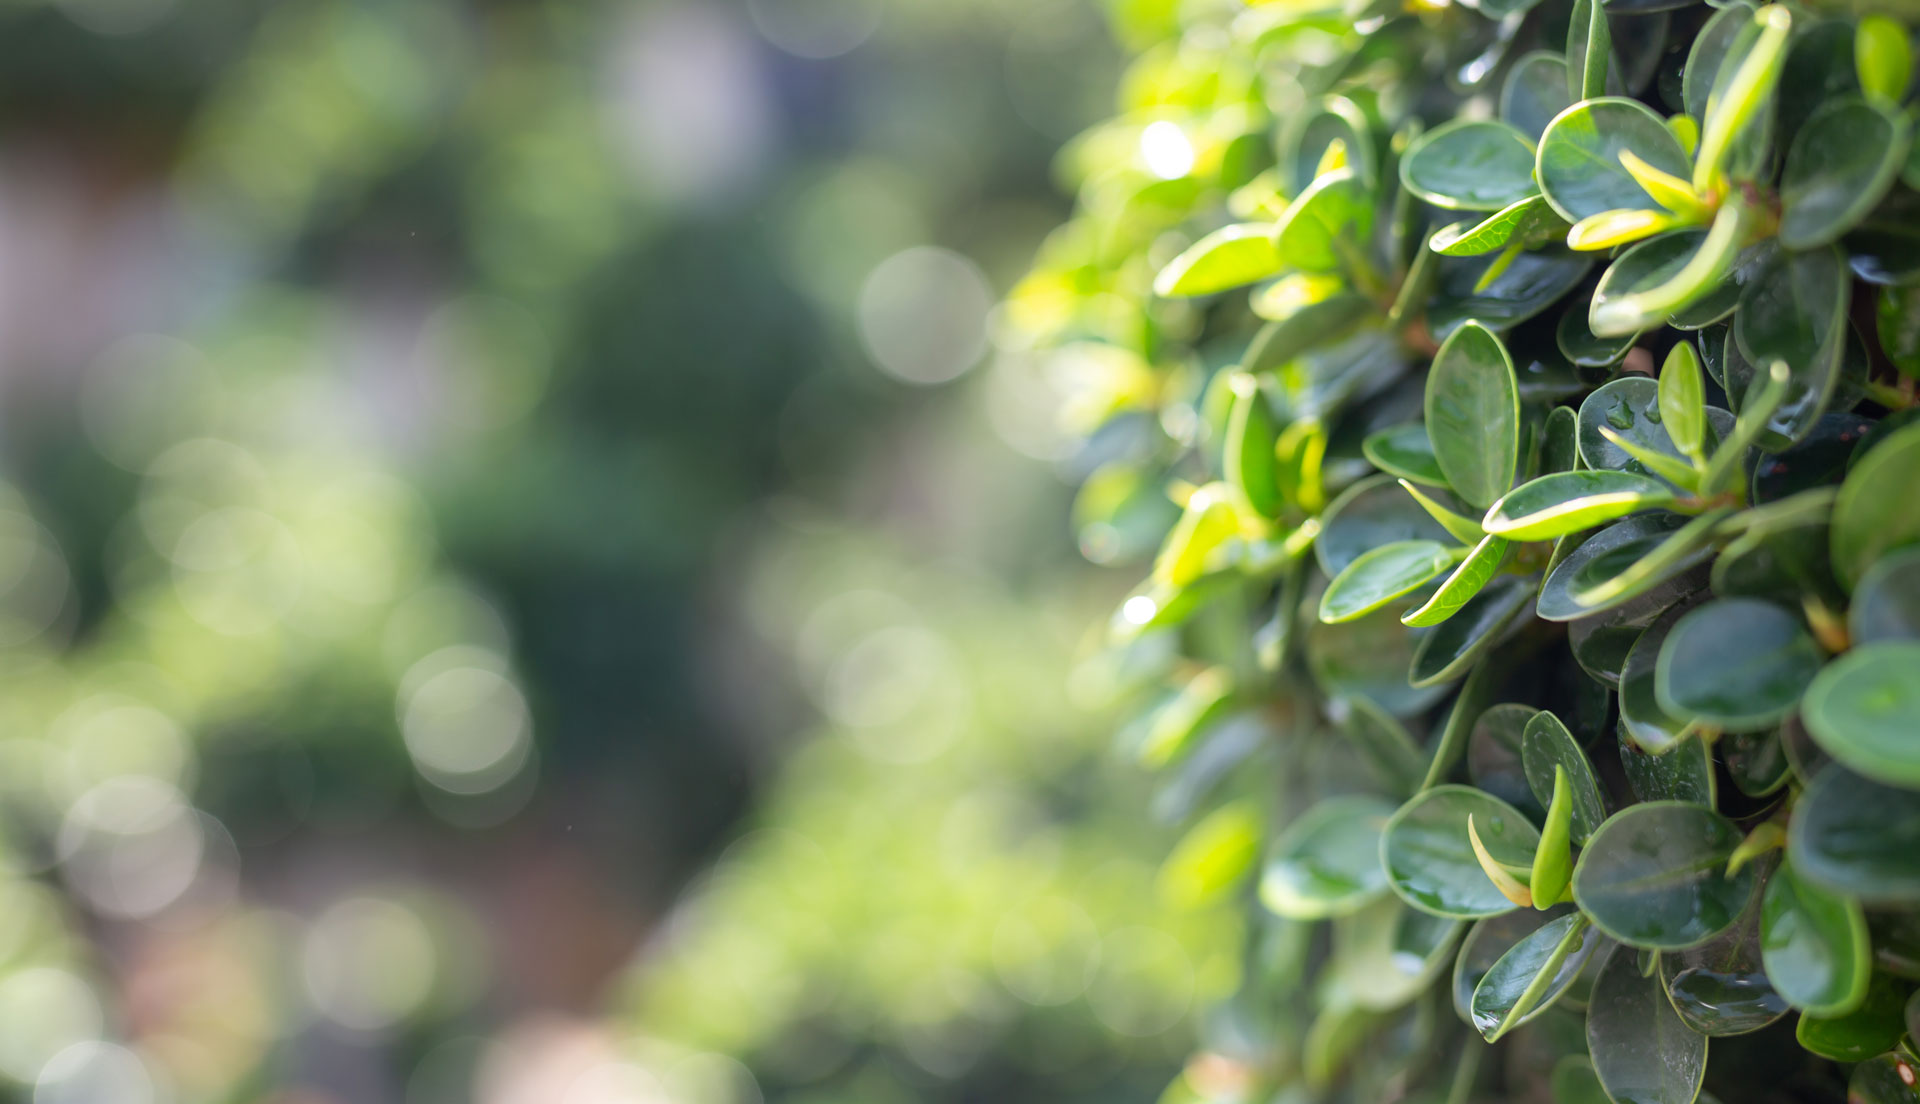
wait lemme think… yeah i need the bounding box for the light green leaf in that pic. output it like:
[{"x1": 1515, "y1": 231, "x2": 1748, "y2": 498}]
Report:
[
  {"x1": 1482, "y1": 471, "x2": 1678, "y2": 541},
  {"x1": 1153, "y1": 224, "x2": 1283, "y2": 297}
]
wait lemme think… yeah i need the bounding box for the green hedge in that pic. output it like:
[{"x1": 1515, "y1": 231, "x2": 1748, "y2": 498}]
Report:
[{"x1": 1009, "y1": 0, "x2": 1920, "y2": 1100}]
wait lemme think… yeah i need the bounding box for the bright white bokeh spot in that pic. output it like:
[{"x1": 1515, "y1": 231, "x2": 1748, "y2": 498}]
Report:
[
  {"x1": 1139, "y1": 121, "x2": 1195, "y2": 180},
  {"x1": 1121, "y1": 595, "x2": 1158, "y2": 625},
  {"x1": 400, "y1": 657, "x2": 532, "y2": 795},
  {"x1": 747, "y1": 0, "x2": 881, "y2": 58},
  {"x1": 57, "y1": 777, "x2": 204, "y2": 920},
  {"x1": 303, "y1": 896, "x2": 437, "y2": 1032},
  {"x1": 33, "y1": 1041, "x2": 153, "y2": 1104},
  {"x1": 0, "y1": 968, "x2": 103, "y2": 1081},
  {"x1": 856, "y1": 247, "x2": 994, "y2": 386},
  {"x1": 562, "y1": 1061, "x2": 670, "y2": 1104}
]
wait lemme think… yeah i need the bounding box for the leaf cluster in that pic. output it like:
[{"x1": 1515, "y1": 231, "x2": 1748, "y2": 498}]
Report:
[{"x1": 1008, "y1": 0, "x2": 1920, "y2": 1100}]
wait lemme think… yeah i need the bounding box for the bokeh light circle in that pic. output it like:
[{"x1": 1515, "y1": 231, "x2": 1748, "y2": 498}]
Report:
[{"x1": 856, "y1": 247, "x2": 994, "y2": 386}]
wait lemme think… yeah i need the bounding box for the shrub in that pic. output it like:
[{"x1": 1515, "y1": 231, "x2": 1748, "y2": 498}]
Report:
[{"x1": 1007, "y1": 0, "x2": 1920, "y2": 1100}]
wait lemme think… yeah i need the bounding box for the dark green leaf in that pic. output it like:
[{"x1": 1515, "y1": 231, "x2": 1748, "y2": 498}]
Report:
[
  {"x1": 1833, "y1": 420, "x2": 1920, "y2": 590},
  {"x1": 1428, "y1": 250, "x2": 1593, "y2": 339},
  {"x1": 1761, "y1": 856, "x2": 1871, "y2": 1016},
  {"x1": 1851, "y1": 546, "x2": 1920, "y2": 644},
  {"x1": 1383, "y1": 785, "x2": 1543, "y2": 919},
  {"x1": 1410, "y1": 576, "x2": 1534, "y2": 688},
  {"x1": 1308, "y1": 594, "x2": 1452, "y2": 717},
  {"x1": 1363, "y1": 423, "x2": 1447, "y2": 486},
  {"x1": 1723, "y1": 729, "x2": 1791, "y2": 797},
  {"x1": 1338, "y1": 695, "x2": 1427, "y2": 798},
  {"x1": 1620, "y1": 727, "x2": 1717, "y2": 806},
  {"x1": 1243, "y1": 294, "x2": 1377, "y2": 373},
  {"x1": 1536, "y1": 97, "x2": 1691, "y2": 222},
  {"x1": 1425, "y1": 321, "x2": 1520, "y2": 510},
  {"x1": 1654, "y1": 598, "x2": 1823, "y2": 732},
  {"x1": 1732, "y1": 245, "x2": 1851, "y2": 449},
  {"x1": 1319, "y1": 539, "x2": 1461, "y2": 623},
  {"x1": 1455, "y1": 908, "x2": 1564, "y2": 1020},
  {"x1": 1521, "y1": 710, "x2": 1606, "y2": 844},
  {"x1": 1795, "y1": 971, "x2": 1912, "y2": 1061},
  {"x1": 1402, "y1": 533, "x2": 1507, "y2": 627},
  {"x1": 1539, "y1": 513, "x2": 1688, "y2": 622},
  {"x1": 1568, "y1": 0, "x2": 1612, "y2": 101},
  {"x1": 1789, "y1": 764, "x2": 1920, "y2": 905},
  {"x1": 1587, "y1": 945, "x2": 1708, "y2": 1104},
  {"x1": 1401, "y1": 119, "x2": 1540, "y2": 211},
  {"x1": 1802, "y1": 641, "x2": 1920, "y2": 788},
  {"x1": 1779, "y1": 96, "x2": 1909, "y2": 250},
  {"x1": 1556, "y1": 301, "x2": 1639, "y2": 368},
  {"x1": 1848, "y1": 1053, "x2": 1920, "y2": 1104},
  {"x1": 1661, "y1": 896, "x2": 1789, "y2": 1035},
  {"x1": 1470, "y1": 913, "x2": 1602, "y2": 1041},
  {"x1": 1502, "y1": 51, "x2": 1574, "y2": 140},
  {"x1": 1573, "y1": 802, "x2": 1759, "y2": 949},
  {"x1": 1482, "y1": 470, "x2": 1677, "y2": 541},
  {"x1": 1316, "y1": 474, "x2": 1457, "y2": 579}
]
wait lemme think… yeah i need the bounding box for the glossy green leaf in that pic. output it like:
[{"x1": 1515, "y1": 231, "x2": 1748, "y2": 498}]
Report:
[
  {"x1": 1521, "y1": 711, "x2": 1605, "y2": 844},
  {"x1": 1617, "y1": 601, "x2": 1696, "y2": 753},
  {"x1": 1409, "y1": 576, "x2": 1534, "y2": 688},
  {"x1": 1530, "y1": 766, "x2": 1575, "y2": 907},
  {"x1": 1789, "y1": 764, "x2": 1920, "y2": 905},
  {"x1": 1832, "y1": 420, "x2": 1920, "y2": 590},
  {"x1": 1660, "y1": 897, "x2": 1789, "y2": 1035},
  {"x1": 1710, "y1": 487, "x2": 1841, "y2": 603},
  {"x1": 1571, "y1": 508, "x2": 1729, "y2": 617},
  {"x1": 1154, "y1": 224, "x2": 1284, "y2": 297},
  {"x1": 1568, "y1": 561, "x2": 1702, "y2": 688},
  {"x1": 1684, "y1": 3, "x2": 1760, "y2": 123},
  {"x1": 1731, "y1": 245, "x2": 1850, "y2": 449},
  {"x1": 1536, "y1": 98, "x2": 1692, "y2": 223},
  {"x1": 1576, "y1": 376, "x2": 1689, "y2": 481},
  {"x1": 1454, "y1": 908, "x2": 1564, "y2": 1021},
  {"x1": 1319, "y1": 539, "x2": 1460, "y2": 624},
  {"x1": 1659, "y1": 341, "x2": 1707, "y2": 463},
  {"x1": 1316, "y1": 474, "x2": 1458, "y2": 579},
  {"x1": 1471, "y1": 912, "x2": 1600, "y2": 1040},
  {"x1": 1402, "y1": 533, "x2": 1507, "y2": 627},
  {"x1": 1586, "y1": 945, "x2": 1708, "y2": 1104},
  {"x1": 1556, "y1": 302, "x2": 1639, "y2": 368},
  {"x1": 1588, "y1": 206, "x2": 1747, "y2": 337},
  {"x1": 1761, "y1": 856, "x2": 1871, "y2": 1016},
  {"x1": 1428, "y1": 249, "x2": 1593, "y2": 337},
  {"x1": 1430, "y1": 195, "x2": 1566, "y2": 256},
  {"x1": 1802, "y1": 642, "x2": 1920, "y2": 788},
  {"x1": 1654, "y1": 598, "x2": 1823, "y2": 732},
  {"x1": 1567, "y1": 0, "x2": 1611, "y2": 101},
  {"x1": 1482, "y1": 470, "x2": 1677, "y2": 541},
  {"x1": 1260, "y1": 795, "x2": 1397, "y2": 920},
  {"x1": 1851, "y1": 546, "x2": 1920, "y2": 644},
  {"x1": 1274, "y1": 168, "x2": 1373, "y2": 274},
  {"x1": 1401, "y1": 119, "x2": 1540, "y2": 211},
  {"x1": 1425, "y1": 322, "x2": 1520, "y2": 510},
  {"x1": 1694, "y1": 5, "x2": 1793, "y2": 192},
  {"x1": 1574, "y1": 802, "x2": 1758, "y2": 949},
  {"x1": 1539, "y1": 513, "x2": 1686, "y2": 622},
  {"x1": 1620, "y1": 729, "x2": 1716, "y2": 808},
  {"x1": 1363, "y1": 423, "x2": 1446, "y2": 486},
  {"x1": 1400, "y1": 480, "x2": 1486, "y2": 545},
  {"x1": 1502, "y1": 51, "x2": 1574, "y2": 141},
  {"x1": 1795, "y1": 971, "x2": 1912, "y2": 1061},
  {"x1": 1779, "y1": 96, "x2": 1909, "y2": 250},
  {"x1": 1382, "y1": 785, "x2": 1543, "y2": 919}
]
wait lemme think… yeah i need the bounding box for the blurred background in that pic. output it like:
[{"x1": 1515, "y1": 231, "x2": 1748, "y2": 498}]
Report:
[{"x1": 0, "y1": 0, "x2": 1239, "y2": 1101}]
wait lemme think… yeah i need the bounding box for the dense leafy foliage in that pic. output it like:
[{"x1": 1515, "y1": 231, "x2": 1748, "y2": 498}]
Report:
[{"x1": 1007, "y1": 0, "x2": 1920, "y2": 1100}]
